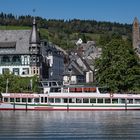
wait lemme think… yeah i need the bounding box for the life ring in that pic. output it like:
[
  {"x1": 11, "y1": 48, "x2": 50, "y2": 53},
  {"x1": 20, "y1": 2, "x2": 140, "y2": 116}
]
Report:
[{"x1": 110, "y1": 93, "x2": 114, "y2": 98}]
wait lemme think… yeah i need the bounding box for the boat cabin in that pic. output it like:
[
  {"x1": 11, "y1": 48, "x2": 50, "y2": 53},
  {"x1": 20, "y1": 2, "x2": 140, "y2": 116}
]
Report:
[{"x1": 38, "y1": 81, "x2": 62, "y2": 93}]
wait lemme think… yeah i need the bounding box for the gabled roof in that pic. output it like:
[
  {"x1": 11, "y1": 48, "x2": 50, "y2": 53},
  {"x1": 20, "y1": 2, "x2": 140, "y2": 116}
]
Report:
[
  {"x1": 76, "y1": 54, "x2": 92, "y2": 71},
  {"x1": 64, "y1": 60, "x2": 84, "y2": 76}
]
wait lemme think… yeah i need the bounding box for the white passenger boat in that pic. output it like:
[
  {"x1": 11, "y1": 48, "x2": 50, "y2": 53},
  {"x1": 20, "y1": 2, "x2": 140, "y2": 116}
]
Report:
[{"x1": 0, "y1": 83, "x2": 140, "y2": 111}]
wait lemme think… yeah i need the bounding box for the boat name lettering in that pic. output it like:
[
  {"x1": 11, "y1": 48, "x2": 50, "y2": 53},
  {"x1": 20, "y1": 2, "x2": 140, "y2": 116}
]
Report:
[{"x1": 10, "y1": 94, "x2": 36, "y2": 98}]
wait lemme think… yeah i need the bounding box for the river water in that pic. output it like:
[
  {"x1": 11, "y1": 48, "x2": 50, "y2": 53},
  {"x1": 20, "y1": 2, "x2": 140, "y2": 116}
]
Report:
[{"x1": 0, "y1": 111, "x2": 140, "y2": 139}]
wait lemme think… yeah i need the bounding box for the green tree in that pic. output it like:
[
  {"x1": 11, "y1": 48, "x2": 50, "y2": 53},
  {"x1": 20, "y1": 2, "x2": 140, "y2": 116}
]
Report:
[
  {"x1": 95, "y1": 38, "x2": 140, "y2": 92},
  {"x1": 0, "y1": 73, "x2": 39, "y2": 93}
]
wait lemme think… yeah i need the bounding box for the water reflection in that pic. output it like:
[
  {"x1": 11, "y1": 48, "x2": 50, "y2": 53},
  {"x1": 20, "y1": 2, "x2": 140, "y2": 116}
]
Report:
[{"x1": 0, "y1": 111, "x2": 140, "y2": 139}]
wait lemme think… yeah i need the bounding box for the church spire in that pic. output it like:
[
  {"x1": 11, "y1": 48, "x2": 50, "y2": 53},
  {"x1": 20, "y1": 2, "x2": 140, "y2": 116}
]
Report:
[{"x1": 29, "y1": 17, "x2": 40, "y2": 44}]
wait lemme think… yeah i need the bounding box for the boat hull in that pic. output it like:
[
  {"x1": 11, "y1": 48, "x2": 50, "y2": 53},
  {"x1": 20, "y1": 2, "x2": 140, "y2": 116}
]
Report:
[{"x1": 1, "y1": 103, "x2": 140, "y2": 111}]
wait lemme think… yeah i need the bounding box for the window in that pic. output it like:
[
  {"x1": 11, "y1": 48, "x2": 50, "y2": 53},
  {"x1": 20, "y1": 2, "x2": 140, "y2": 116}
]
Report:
[
  {"x1": 22, "y1": 68, "x2": 29, "y2": 75},
  {"x1": 10, "y1": 98, "x2": 14, "y2": 102},
  {"x1": 52, "y1": 82, "x2": 57, "y2": 86},
  {"x1": 90, "y1": 98, "x2": 96, "y2": 103},
  {"x1": 42, "y1": 82, "x2": 48, "y2": 86},
  {"x1": 119, "y1": 99, "x2": 125, "y2": 103},
  {"x1": 22, "y1": 98, "x2": 27, "y2": 102},
  {"x1": 83, "y1": 98, "x2": 89, "y2": 103},
  {"x1": 34, "y1": 98, "x2": 39, "y2": 103},
  {"x1": 16, "y1": 98, "x2": 20, "y2": 102},
  {"x1": 69, "y1": 98, "x2": 75, "y2": 103},
  {"x1": 48, "y1": 98, "x2": 54, "y2": 103},
  {"x1": 97, "y1": 98, "x2": 103, "y2": 103},
  {"x1": 45, "y1": 97, "x2": 47, "y2": 103},
  {"x1": 12, "y1": 55, "x2": 20, "y2": 63},
  {"x1": 36, "y1": 69, "x2": 39, "y2": 74},
  {"x1": 105, "y1": 98, "x2": 111, "y2": 103},
  {"x1": 2, "y1": 68, "x2": 9, "y2": 74},
  {"x1": 2, "y1": 55, "x2": 10, "y2": 62},
  {"x1": 135, "y1": 99, "x2": 140, "y2": 104},
  {"x1": 4, "y1": 98, "x2": 8, "y2": 102},
  {"x1": 127, "y1": 99, "x2": 133, "y2": 104},
  {"x1": 33, "y1": 67, "x2": 36, "y2": 74},
  {"x1": 28, "y1": 98, "x2": 32, "y2": 103},
  {"x1": 55, "y1": 98, "x2": 61, "y2": 103},
  {"x1": 24, "y1": 56, "x2": 28, "y2": 65},
  {"x1": 76, "y1": 98, "x2": 82, "y2": 103},
  {"x1": 13, "y1": 68, "x2": 19, "y2": 75},
  {"x1": 44, "y1": 41, "x2": 47, "y2": 46},
  {"x1": 62, "y1": 98, "x2": 68, "y2": 103},
  {"x1": 33, "y1": 58, "x2": 36, "y2": 62},
  {"x1": 112, "y1": 99, "x2": 118, "y2": 104},
  {"x1": 41, "y1": 97, "x2": 44, "y2": 103}
]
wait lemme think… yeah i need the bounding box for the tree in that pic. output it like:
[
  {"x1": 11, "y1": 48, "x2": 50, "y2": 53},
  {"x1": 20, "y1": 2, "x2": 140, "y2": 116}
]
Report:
[
  {"x1": 95, "y1": 38, "x2": 140, "y2": 92},
  {"x1": 0, "y1": 73, "x2": 39, "y2": 93}
]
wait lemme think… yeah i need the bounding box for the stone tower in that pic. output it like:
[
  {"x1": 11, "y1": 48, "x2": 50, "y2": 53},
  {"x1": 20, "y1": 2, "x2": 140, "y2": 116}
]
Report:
[
  {"x1": 29, "y1": 18, "x2": 41, "y2": 77},
  {"x1": 132, "y1": 17, "x2": 140, "y2": 57},
  {"x1": 133, "y1": 17, "x2": 140, "y2": 49}
]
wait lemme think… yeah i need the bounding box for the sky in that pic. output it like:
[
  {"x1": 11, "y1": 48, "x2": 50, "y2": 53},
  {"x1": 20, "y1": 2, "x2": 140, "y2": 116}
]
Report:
[{"x1": 0, "y1": 0, "x2": 140, "y2": 24}]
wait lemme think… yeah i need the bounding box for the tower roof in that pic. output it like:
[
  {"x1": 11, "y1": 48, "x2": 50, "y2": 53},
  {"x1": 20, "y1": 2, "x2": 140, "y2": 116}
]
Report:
[
  {"x1": 29, "y1": 18, "x2": 40, "y2": 44},
  {"x1": 133, "y1": 17, "x2": 139, "y2": 24}
]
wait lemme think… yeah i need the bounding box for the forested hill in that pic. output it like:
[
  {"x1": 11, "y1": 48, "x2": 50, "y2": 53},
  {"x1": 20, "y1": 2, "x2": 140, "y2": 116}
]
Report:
[{"x1": 0, "y1": 12, "x2": 132, "y2": 49}]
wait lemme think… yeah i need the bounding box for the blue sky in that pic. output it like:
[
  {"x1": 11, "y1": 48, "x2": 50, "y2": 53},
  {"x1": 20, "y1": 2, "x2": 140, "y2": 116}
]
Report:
[{"x1": 0, "y1": 0, "x2": 140, "y2": 24}]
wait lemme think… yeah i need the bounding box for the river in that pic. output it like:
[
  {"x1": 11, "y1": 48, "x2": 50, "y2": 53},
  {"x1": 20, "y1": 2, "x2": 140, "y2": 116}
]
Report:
[{"x1": 0, "y1": 111, "x2": 140, "y2": 139}]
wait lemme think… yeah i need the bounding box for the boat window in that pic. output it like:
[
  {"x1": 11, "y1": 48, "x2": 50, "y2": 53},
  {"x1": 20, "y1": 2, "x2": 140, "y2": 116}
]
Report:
[
  {"x1": 76, "y1": 98, "x2": 82, "y2": 103},
  {"x1": 28, "y1": 98, "x2": 32, "y2": 103},
  {"x1": 135, "y1": 99, "x2": 140, "y2": 104},
  {"x1": 49, "y1": 82, "x2": 51, "y2": 87},
  {"x1": 69, "y1": 98, "x2": 75, "y2": 103},
  {"x1": 90, "y1": 98, "x2": 96, "y2": 103},
  {"x1": 83, "y1": 98, "x2": 89, "y2": 103},
  {"x1": 63, "y1": 88, "x2": 68, "y2": 93},
  {"x1": 48, "y1": 98, "x2": 54, "y2": 103},
  {"x1": 43, "y1": 82, "x2": 48, "y2": 86},
  {"x1": 45, "y1": 97, "x2": 47, "y2": 103},
  {"x1": 84, "y1": 88, "x2": 89, "y2": 92},
  {"x1": 34, "y1": 98, "x2": 39, "y2": 103},
  {"x1": 127, "y1": 99, "x2": 133, "y2": 104},
  {"x1": 55, "y1": 98, "x2": 61, "y2": 103},
  {"x1": 4, "y1": 98, "x2": 8, "y2": 102},
  {"x1": 52, "y1": 82, "x2": 57, "y2": 86},
  {"x1": 62, "y1": 98, "x2": 68, "y2": 103},
  {"x1": 50, "y1": 87, "x2": 61, "y2": 92},
  {"x1": 119, "y1": 99, "x2": 125, "y2": 103},
  {"x1": 105, "y1": 98, "x2": 111, "y2": 103},
  {"x1": 58, "y1": 81, "x2": 62, "y2": 86},
  {"x1": 41, "y1": 97, "x2": 44, "y2": 103},
  {"x1": 90, "y1": 88, "x2": 96, "y2": 93},
  {"x1": 16, "y1": 98, "x2": 20, "y2": 102},
  {"x1": 69, "y1": 88, "x2": 75, "y2": 92},
  {"x1": 98, "y1": 87, "x2": 109, "y2": 93},
  {"x1": 75, "y1": 88, "x2": 82, "y2": 92},
  {"x1": 22, "y1": 98, "x2": 27, "y2": 102},
  {"x1": 112, "y1": 99, "x2": 118, "y2": 104},
  {"x1": 97, "y1": 98, "x2": 103, "y2": 103},
  {"x1": 10, "y1": 98, "x2": 14, "y2": 102}
]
